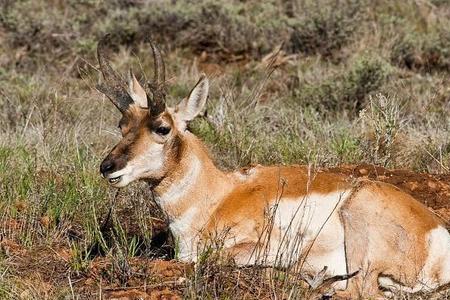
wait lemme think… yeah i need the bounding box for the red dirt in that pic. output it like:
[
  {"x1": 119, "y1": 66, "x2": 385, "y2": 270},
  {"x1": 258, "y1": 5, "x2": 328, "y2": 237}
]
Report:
[
  {"x1": 77, "y1": 258, "x2": 190, "y2": 299},
  {"x1": 105, "y1": 288, "x2": 181, "y2": 300}
]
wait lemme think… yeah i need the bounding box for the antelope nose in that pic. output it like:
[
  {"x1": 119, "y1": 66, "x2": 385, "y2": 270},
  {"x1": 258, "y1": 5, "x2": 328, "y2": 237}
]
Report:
[{"x1": 100, "y1": 160, "x2": 115, "y2": 177}]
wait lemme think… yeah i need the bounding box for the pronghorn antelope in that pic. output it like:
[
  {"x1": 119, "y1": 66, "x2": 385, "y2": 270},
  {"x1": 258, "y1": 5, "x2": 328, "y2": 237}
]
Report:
[{"x1": 96, "y1": 36, "x2": 450, "y2": 297}]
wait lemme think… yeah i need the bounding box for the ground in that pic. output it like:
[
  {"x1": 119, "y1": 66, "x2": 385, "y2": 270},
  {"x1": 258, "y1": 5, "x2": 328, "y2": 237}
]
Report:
[{"x1": 1, "y1": 164, "x2": 448, "y2": 299}]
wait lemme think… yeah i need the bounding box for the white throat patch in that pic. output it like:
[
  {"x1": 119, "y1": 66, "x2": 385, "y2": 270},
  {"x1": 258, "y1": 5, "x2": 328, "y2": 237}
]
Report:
[{"x1": 157, "y1": 156, "x2": 201, "y2": 208}]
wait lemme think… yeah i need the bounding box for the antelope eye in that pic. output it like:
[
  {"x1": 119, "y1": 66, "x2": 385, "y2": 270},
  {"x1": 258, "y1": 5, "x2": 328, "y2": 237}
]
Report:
[{"x1": 155, "y1": 126, "x2": 171, "y2": 136}]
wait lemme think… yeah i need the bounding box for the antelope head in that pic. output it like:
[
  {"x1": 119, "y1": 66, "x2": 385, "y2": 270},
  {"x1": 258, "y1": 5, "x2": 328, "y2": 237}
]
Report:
[{"x1": 96, "y1": 36, "x2": 209, "y2": 188}]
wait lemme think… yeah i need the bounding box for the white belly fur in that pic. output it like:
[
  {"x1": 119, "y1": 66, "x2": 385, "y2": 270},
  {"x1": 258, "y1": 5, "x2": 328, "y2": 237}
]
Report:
[
  {"x1": 171, "y1": 190, "x2": 351, "y2": 290},
  {"x1": 263, "y1": 191, "x2": 350, "y2": 289}
]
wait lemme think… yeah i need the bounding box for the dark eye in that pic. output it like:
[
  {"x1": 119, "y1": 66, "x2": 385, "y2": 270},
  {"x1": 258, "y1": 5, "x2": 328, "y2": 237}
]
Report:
[{"x1": 155, "y1": 126, "x2": 171, "y2": 136}]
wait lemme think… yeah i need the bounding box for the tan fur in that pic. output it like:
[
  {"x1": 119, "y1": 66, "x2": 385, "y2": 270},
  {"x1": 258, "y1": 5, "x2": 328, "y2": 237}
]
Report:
[
  {"x1": 338, "y1": 181, "x2": 442, "y2": 296},
  {"x1": 121, "y1": 124, "x2": 448, "y2": 295},
  {"x1": 99, "y1": 76, "x2": 450, "y2": 298}
]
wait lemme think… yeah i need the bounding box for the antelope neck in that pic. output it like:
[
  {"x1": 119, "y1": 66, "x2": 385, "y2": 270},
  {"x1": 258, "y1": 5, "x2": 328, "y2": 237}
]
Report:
[{"x1": 152, "y1": 133, "x2": 232, "y2": 223}]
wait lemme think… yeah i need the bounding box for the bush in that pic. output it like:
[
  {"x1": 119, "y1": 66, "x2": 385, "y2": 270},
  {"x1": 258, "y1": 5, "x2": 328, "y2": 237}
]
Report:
[
  {"x1": 293, "y1": 55, "x2": 390, "y2": 113},
  {"x1": 391, "y1": 29, "x2": 450, "y2": 72},
  {"x1": 359, "y1": 94, "x2": 407, "y2": 167},
  {"x1": 101, "y1": 2, "x2": 284, "y2": 60},
  {"x1": 1, "y1": 0, "x2": 287, "y2": 67},
  {"x1": 287, "y1": 0, "x2": 364, "y2": 57}
]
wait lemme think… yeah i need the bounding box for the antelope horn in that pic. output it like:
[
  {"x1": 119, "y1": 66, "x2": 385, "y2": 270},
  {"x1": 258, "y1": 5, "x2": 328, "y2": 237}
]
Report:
[
  {"x1": 96, "y1": 34, "x2": 133, "y2": 113},
  {"x1": 147, "y1": 39, "x2": 166, "y2": 116}
]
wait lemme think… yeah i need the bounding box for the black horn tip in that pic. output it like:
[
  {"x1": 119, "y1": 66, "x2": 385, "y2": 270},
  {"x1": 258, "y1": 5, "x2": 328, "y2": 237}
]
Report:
[
  {"x1": 146, "y1": 36, "x2": 167, "y2": 115},
  {"x1": 96, "y1": 34, "x2": 133, "y2": 112}
]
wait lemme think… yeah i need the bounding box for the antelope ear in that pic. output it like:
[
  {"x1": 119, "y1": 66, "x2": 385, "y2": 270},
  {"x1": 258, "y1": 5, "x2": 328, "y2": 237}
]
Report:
[
  {"x1": 175, "y1": 74, "x2": 209, "y2": 122},
  {"x1": 127, "y1": 69, "x2": 147, "y2": 108}
]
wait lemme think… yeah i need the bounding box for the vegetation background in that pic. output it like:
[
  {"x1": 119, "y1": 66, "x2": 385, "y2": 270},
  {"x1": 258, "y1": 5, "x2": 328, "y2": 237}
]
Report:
[{"x1": 0, "y1": 0, "x2": 449, "y2": 298}]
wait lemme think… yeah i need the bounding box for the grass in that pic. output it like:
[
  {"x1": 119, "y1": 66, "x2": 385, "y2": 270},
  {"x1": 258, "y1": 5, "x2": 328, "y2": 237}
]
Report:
[{"x1": 0, "y1": 0, "x2": 450, "y2": 298}]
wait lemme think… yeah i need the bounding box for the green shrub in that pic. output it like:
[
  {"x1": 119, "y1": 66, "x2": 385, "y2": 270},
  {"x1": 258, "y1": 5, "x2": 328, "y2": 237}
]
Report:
[
  {"x1": 293, "y1": 55, "x2": 390, "y2": 113},
  {"x1": 287, "y1": 0, "x2": 364, "y2": 57},
  {"x1": 359, "y1": 94, "x2": 407, "y2": 167},
  {"x1": 391, "y1": 29, "x2": 450, "y2": 72}
]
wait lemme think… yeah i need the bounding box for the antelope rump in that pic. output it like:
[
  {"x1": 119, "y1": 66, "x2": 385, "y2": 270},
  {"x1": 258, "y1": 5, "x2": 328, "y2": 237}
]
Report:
[{"x1": 96, "y1": 36, "x2": 450, "y2": 298}]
